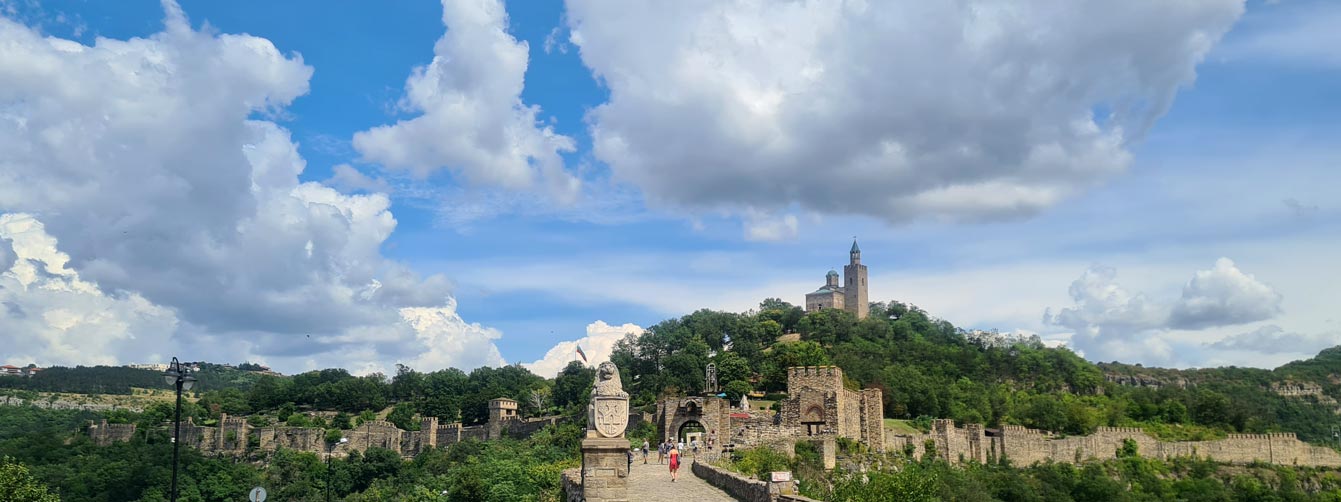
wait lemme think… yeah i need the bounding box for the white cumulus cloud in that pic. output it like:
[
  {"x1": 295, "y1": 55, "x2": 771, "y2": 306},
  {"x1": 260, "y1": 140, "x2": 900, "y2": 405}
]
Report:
[
  {"x1": 1046, "y1": 257, "x2": 1282, "y2": 364},
  {"x1": 326, "y1": 164, "x2": 391, "y2": 194},
  {"x1": 353, "y1": 0, "x2": 578, "y2": 197},
  {"x1": 523, "y1": 320, "x2": 644, "y2": 378},
  {"x1": 0, "y1": 3, "x2": 506, "y2": 373},
  {"x1": 0, "y1": 213, "x2": 179, "y2": 366},
  {"x1": 565, "y1": 0, "x2": 1244, "y2": 223},
  {"x1": 1169, "y1": 257, "x2": 1282, "y2": 329}
]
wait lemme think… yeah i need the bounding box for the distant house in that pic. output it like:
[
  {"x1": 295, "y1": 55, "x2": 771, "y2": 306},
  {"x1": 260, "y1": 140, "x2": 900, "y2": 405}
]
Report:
[{"x1": 1, "y1": 365, "x2": 41, "y2": 377}]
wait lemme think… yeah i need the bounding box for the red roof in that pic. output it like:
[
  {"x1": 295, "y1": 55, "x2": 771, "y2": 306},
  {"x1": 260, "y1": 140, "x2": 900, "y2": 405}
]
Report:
[{"x1": 1, "y1": 365, "x2": 19, "y2": 369}]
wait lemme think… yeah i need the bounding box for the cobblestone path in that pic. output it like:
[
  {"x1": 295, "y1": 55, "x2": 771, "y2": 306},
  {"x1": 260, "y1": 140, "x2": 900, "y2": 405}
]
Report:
[{"x1": 625, "y1": 457, "x2": 737, "y2": 501}]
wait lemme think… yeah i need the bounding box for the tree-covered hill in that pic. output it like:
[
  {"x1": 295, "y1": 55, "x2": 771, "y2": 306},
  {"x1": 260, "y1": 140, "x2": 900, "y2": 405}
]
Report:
[
  {"x1": 5, "y1": 297, "x2": 1341, "y2": 501},
  {"x1": 9, "y1": 297, "x2": 1340, "y2": 445},
  {"x1": 611, "y1": 298, "x2": 1341, "y2": 444},
  {"x1": 0, "y1": 363, "x2": 262, "y2": 395}
]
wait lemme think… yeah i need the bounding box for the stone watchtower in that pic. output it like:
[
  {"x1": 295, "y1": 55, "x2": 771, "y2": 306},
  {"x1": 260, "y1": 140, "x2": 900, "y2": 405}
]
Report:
[
  {"x1": 487, "y1": 398, "x2": 518, "y2": 439},
  {"x1": 843, "y1": 240, "x2": 869, "y2": 319}
]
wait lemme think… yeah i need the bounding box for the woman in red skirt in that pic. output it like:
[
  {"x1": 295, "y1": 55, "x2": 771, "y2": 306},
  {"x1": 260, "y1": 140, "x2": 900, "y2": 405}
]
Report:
[{"x1": 668, "y1": 443, "x2": 681, "y2": 482}]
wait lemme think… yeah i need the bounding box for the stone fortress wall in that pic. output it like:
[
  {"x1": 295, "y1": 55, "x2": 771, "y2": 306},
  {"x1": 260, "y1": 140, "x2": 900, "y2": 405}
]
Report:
[
  {"x1": 657, "y1": 366, "x2": 884, "y2": 453},
  {"x1": 889, "y1": 419, "x2": 1341, "y2": 467},
  {"x1": 85, "y1": 398, "x2": 572, "y2": 459},
  {"x1": 87, "y1": 419, "x2": 137, "y2": 445}
]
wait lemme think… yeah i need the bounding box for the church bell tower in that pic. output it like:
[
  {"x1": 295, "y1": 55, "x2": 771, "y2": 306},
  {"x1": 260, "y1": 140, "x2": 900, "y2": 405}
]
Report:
[{"x1": 843, "y1": 240, "x2": 868, "y2": 319}]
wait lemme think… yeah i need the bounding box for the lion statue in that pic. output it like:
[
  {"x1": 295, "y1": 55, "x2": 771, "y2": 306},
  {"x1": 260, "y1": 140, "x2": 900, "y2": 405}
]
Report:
[
  {"x1": 590, "y1": 361, "x2": 628, "y2": 398},
  {"x1": 587, "y1": 361, "x2": 630, "y2": 437}
]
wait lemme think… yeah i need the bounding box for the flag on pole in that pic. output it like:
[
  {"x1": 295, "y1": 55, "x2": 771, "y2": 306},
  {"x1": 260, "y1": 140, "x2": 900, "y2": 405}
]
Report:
[{"x1": 575, "y1": 345, "x2": 588, "y2": 363}]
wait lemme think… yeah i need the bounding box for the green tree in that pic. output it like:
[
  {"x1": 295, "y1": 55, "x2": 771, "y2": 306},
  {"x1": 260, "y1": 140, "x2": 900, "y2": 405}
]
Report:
[
  {"x1": 331, "y1": 412, "x2": 353, "y2": 430},
  {"x1": 390, "y1": 364, "x2": 426, "y2": 402},
  {"x1": 723, "y1": 380, "x2": 753, "y2": 403},
  {"x1": 0, "y1": 457, "x2": 59, "y2": 502},
  {"x1": 553, "y1": 362, "x2": 595, "y2": 411},
  {"x1": 419, "y1": 368, "x2": 468, "y2": 420},
  {"x1": 714, "y1": 351, "x2": 753, "y2": 385},
  {"x1": 387, "y1": 403, "x2": 420, "y2": 431}
]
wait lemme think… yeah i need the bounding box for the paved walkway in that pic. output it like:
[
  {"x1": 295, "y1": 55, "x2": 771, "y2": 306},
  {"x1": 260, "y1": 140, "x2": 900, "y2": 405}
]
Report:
[{"x1": 625, "y1": 457, "x2": 737, "y2": 502}]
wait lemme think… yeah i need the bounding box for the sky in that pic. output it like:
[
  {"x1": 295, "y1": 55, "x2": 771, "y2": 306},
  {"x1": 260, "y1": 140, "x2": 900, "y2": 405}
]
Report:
[{"x1": 0, "y1": 0, "x2": 1337, "y2": 377}]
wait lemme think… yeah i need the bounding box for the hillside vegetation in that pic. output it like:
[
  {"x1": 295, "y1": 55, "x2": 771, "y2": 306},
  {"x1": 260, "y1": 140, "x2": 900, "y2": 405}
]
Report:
[
  {"x1": 4, "y1": 297, "x2": 1341, "y2": 501},
  {"x1": 611, "y1": 299, "x2": 1341, "y2": 443}
]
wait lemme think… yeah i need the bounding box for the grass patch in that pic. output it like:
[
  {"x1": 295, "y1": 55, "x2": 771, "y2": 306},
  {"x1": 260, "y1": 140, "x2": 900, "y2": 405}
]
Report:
[
  {"x1": 1141, "y1": 422, "x2": 1229, "y2": 441},
  {"x1": 885, "y1": 418, "x2": 923, "y2": 435}
]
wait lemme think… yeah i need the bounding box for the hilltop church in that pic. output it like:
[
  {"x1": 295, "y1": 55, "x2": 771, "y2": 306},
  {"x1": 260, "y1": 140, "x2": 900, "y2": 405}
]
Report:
[{"x1": 804, "y1": 240, "x2": 869, "y2": 319}]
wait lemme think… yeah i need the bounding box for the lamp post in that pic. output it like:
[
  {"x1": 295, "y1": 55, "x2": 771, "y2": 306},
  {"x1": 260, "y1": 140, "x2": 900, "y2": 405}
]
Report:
[
  {"x1": 162, "y1": 357, "x2": 197, "y2": 502},
  {"x1": 326, "y1": 436, "x2": 348, "y2": 502}
]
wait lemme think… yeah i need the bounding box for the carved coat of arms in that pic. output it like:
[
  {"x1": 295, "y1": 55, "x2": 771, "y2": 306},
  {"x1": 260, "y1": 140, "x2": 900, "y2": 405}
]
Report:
[
  {"x1": 592, "y1": 396, "x2": 629, "y2": 438},
  {"x1": 588, "y1": 361, "x2": 630, "y2": 438}
]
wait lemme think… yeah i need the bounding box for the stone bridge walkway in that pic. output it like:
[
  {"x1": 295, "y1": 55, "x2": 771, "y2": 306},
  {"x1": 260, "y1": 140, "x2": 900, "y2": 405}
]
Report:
[{"x1": 625, "y1": 457, "x2": 737, "y2": 501}]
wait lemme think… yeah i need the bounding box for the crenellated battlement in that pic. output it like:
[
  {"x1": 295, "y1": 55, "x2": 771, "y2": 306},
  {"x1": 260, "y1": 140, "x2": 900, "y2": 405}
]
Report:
[
  {"x1": 358, "y1": 419, "x2": 398, "y2": 429},
  {"x1": 787, "y1": 366, "x2": 842, "y2": 378},
  {"x1": 1096, "y1": 427, "x2": 1144, "y2": 434},
  {"x1": 893, "y1": 422, "x2": 1341, "y2": 468},
  {"x1": 1001, "y1": 424, "x2": 1048, "y2": 436},
  {"x1": 83, "y1": 401, "x2": 571, "y2": 460},
  {"x1": 218, "y1": 413, "x2": 248, "y2": 427}
]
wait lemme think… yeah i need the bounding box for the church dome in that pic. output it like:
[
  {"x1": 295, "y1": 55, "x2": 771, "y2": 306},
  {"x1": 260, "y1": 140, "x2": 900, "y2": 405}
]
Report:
[{"x1": 826, "y1": 269, "x2": 838, "y2": 277}]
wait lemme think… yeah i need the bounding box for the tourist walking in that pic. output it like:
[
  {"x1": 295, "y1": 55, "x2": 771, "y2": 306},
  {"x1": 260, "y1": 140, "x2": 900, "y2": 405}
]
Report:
[
  {"x1": 642, "y1": 440, "x2": 650, "y2": 464},
  {"x1": 657, "y1": 441, "x2": 666, "y2": 464},
  {"x1": 668, "y1": 443, "x2": 681, "y2": 482}
]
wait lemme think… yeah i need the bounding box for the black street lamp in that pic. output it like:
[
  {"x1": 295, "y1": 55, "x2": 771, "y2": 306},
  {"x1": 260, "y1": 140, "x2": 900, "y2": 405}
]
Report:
[
  {"x1": 162, "y1": 357, "x2": 197, "y2": 502},
  {"x1": 326, "y1": 436, "x2": 348, "y2": 502}
]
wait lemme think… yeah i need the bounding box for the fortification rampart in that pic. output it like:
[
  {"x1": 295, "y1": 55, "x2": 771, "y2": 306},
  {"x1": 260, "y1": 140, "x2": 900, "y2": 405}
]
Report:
[
  {"x1": 887, "y1": 420, "x2": 1341, "y2": 467},
  {"x1": 665, "y1": 366, "x2": 884, "y2": 455},
  {"x1": 87, "y1": 419, "x2": 137, "y2": 446},
  {"x1": 87, "y1": 406, "x2": 570, "y2": 460}
]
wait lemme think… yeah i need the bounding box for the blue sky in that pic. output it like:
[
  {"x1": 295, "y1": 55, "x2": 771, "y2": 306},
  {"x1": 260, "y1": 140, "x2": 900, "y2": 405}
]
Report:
[{"x1": 0, "y1": 0, "x2": 1337, "y2": 376}]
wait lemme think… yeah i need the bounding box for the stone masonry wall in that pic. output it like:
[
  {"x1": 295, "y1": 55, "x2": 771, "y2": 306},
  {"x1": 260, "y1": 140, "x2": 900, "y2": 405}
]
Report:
[
  {"x1": 860, "y1": 388, "x2": 885, "y2": 452},
  {"x1": 730, "y1": 414, "x2": 804, "y2": 447},
  {"x1": 691, "y1": 460, "x2": 771, "y2": 502},
  {"x1": 659, "y1": 396, "x2": 732, "y2": 443},
  {"x1": 561, "y1": 468, "x2": 583, "y2": 502},
  {"x1": 350, "y1": 420, "x2": 403, "y2": 452},
  {"x1": 89, "y1": 410, "x2": 568, "y2": 460},
  {"x1": 889, "y1": 420, "x2": 1341, "y2": 467},
  {"x1": 838, "y1": 387, "x2": 861, "y2": 438},
  {"x1": 786, "y1": 367, "x2": 843, "y2": 405},
  {"x1": 87, "y1": 420, "x2": 136, "y2": 446}
]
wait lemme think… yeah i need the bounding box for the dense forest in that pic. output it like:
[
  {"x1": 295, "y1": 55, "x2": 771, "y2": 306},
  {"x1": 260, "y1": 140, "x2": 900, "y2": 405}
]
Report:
[
  {"x1": 609, "y1": 299, "x2": 1341, "y2": 443},
  {"x1": 0, "y1": 364, "x2": 262, "y2": 395},
  {"x1": 4, "y1": 297, "x2": 1341, "y2": 500}
]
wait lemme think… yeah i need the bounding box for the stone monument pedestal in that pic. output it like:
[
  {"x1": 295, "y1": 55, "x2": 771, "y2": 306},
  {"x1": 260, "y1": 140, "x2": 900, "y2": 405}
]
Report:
[{"x1": 581, "y1": 437, "x2": 630, "y2": 502}]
